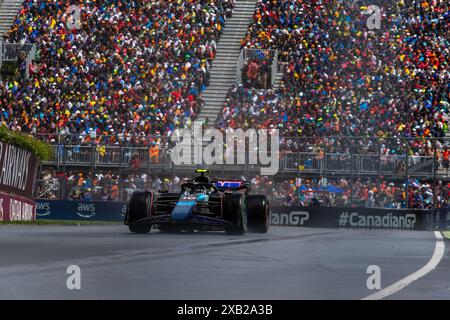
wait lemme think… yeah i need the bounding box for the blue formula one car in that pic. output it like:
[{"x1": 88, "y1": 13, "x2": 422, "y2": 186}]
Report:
[{"x1": 124, "y1": 170, "x2": 269, "y2": 235}]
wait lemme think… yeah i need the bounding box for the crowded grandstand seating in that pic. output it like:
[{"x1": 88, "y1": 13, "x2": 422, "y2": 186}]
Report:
[
  {"x1": 37, "y1": 168, "x2": 444, "y2": 209},
  {"x1": 217, "y1": 0, "x2": 450, "y2": 155},
  {"x1": 1, "y1": 0, "x2": 235, "y2": 143}
]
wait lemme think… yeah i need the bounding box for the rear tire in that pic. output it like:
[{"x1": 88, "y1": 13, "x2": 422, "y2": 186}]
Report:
[
  {"x1": 129, "y1": 224, "x2": 152, "y2": 234},
  {"x1": 127, "y1": 191, "x2": 153, "y2": 234},
  {"x1": 223, "y1": 194, "x2": 247, "y2": 235},
  {"x1": 247, "y1": 195, "x2": 270, "y2": 233}
]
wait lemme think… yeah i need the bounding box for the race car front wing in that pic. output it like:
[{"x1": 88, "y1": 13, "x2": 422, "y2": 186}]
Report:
[{"x1": 131, "y1": 214, "x2": 233, "y2": 227}]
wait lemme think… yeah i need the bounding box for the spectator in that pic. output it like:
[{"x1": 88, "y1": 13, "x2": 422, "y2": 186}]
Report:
[
  {"x1": 0, "y1": 0, "x2": 235, "y2": 143},
  {"x1": 217, "y1": 0, "x2": 450, "y2": 157}
]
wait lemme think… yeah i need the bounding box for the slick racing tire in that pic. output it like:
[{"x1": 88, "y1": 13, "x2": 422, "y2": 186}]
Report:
[
  {"x1": 129, "y1": 224, "x2": 152, "y2": 234},
  {"x1": 127, "y1": 191, "x2": 153, "y2": 234},
  {"x1": 247, "y1": 195, "x2": 270, "y2": 233},
  {"x1": 223, "y1": 194, "x2": 247, "y2": 235}
]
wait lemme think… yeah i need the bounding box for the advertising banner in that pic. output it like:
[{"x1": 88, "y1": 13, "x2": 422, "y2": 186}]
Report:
[
  {"x1": 0, "y1": 142, "x2": 38, "y2": 198},
  {"x1": 0, "y1": 192, "x2": 36, "y2": 221},
  {"x1": 35, "y1": 201, "x2": 429, "y2": 230},
  {"x1": 35, "y1": 200, "x2": 127, "y2": 221},
  {"x1": 270, "y1": 206, "x2": 428, "y2": 231}
]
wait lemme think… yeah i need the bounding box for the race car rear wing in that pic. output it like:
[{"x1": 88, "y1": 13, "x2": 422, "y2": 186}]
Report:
[{"x1": 213, "y1": 180, "x2": 251, "y2": 193}]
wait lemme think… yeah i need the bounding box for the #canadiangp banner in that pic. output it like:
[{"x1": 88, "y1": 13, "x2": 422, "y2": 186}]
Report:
[{"x1": 270, "y1": 206, "x2": 428, "y2": 231}]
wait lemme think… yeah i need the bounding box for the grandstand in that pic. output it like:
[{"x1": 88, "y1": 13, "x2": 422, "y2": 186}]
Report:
[
  {"x1": 218, "y1": 0, "x2": 450, "y2": 152},
  {"x1": 0, "y1": 0, "x2": 449, "y2": 210},
  {"x1": 1, "y1": 0, "x2": 236, "y2": 139}
]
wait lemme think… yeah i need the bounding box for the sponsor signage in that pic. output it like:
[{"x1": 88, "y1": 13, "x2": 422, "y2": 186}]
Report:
[
  {"x1": 0, "y1": 192, "x2": 36, "y2": 221},
  {"x1": 271, "y1": 210, "x2": 310, "y2": 226},
  {"x1": 0, "y1": 142, "x2": 38, "y2": 197},
  {"x1": 35, "y1": 200, "x2": 127, "y2": 221},
  {"x1": 34, "y1": 201, "x2": 428, "y2": 229},
  {"x1": 271, "y1": 206, "x2": 428, "y2": 231}
]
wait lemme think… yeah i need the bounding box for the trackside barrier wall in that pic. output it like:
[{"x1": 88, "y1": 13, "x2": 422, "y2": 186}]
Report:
[
  {"x1": 0, "y1": 141, "x2": 39, "y2": 197},
  {"x1": 434, "y1": 207, "x2": 450, "y2": 230},
  {"x1": 0, "y1": 192, "x2": 36, "y2": 221},
  {"x1": 270, "y1": 206, "x2": 430, "y2": 231},
  {"x1": 35, "y1": 200, "x2": 433, "y2": 231},
  {"x1": 0, "y1": 141, "x2": 39, "y2": 221},
  {"x1": 35, "y1": 200, "x2": 126, "y2": 221}
]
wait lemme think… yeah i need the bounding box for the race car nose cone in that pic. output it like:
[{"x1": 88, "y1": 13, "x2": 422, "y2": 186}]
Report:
[{"x1": 172, "y1": 201, "x2": 195, "y2": 222}]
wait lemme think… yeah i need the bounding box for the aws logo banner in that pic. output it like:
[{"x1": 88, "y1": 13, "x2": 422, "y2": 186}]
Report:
[
  {"x1": 36, "y1": 201, "x2": 51, "y2": 217},
  {"x1": 35, "y1": 200, "x2": 126, "y2": 221},
  {"x1": 76, "y1": 203, "x2": 96, "y2": 219}
]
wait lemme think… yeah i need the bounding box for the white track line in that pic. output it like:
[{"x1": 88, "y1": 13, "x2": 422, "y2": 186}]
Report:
[{"x1": 362, "y1": 231, "x2": 445, "y2": 300}]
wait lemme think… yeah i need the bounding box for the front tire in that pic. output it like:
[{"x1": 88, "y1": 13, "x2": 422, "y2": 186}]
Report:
[
  {"x1": 126, "y1": 191, "x2": 153, "y2": 234},
  {"x1": 223, "y1": 194, "x2": 247, "y2": 235},
  {"x1": 247, "y1": 195, "x2": 270, "y2": 233}
]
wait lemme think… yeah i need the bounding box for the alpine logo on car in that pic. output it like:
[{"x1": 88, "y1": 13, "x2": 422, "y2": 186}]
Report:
[{"x1": 214, "y1": 181, "x2": 243, "y2": 188}]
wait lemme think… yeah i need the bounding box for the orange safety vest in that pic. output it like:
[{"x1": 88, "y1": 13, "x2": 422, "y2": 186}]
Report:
[{"x1": 149, "y1": 145, "x2": 159, "y2": 158}]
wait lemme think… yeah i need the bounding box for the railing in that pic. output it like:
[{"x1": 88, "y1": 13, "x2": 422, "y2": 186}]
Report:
[
  {"x1": 271, "y1": 50, "x2": 278, "y2": 88},
  {"x1": 236, "y1": 48, "x2": 278, "y2": 87},
  {"x1": 279, "y1": 152, "x2": 433, "y2": 177},
  {"x1": 408, "y1": 156, "x2": 434, "y2": 173},
  {"x1": 42, "y1": 145, "x2": 438, "y2": 177},
  {"x1": 0, "y1": 42, "x2": 37, "y2": 79},
  {"x1": 241, "y1": 48, "x2": 277, "y2": 61},
  {"x1": 51, "y1": 145, "x2": 170, "y2": 168},
  {"x1": 0, "y1": 43, "x2": 35, "y2": 61},
  {"x1": 236, "y1": 49, "x2": 244, "y2": 84}
]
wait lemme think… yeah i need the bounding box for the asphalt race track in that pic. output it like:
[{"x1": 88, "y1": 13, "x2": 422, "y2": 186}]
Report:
[{"x1": 0, "y1": 225, "x2": 448, "y2": 299}]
